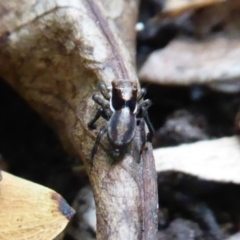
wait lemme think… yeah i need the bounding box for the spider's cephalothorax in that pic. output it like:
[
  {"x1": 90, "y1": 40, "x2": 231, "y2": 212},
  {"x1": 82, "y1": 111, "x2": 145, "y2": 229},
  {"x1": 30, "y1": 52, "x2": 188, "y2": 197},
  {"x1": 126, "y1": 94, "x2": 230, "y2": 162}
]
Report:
[{"x1": 88, "y1": 80, "x2": 154, "y2": 161}]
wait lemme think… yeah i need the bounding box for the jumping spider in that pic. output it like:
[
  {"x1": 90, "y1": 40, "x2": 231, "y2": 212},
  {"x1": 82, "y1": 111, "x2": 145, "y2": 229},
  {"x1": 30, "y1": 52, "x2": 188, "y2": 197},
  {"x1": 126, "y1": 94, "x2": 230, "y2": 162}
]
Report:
[{"x1": 88, "y1": 80, "x2": 154, "y2": 161}]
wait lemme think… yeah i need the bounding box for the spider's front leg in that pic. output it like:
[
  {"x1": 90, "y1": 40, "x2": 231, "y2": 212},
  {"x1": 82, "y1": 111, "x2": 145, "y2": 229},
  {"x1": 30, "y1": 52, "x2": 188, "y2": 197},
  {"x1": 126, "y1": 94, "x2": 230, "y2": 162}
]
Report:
[
  {"x1": 137, "y1": 117, "x2": 146, "y2": 162},
  {"x1": 87, "y1": 94, "x2": 112, "y2": 129},
  {"x1": 92, "y1": 93, "x2": 110, "y2": 112},
  {"x1": 88, "y1": 107, "x2": 106, "y2": 129},
  {"x1": 98, "y1": 81, "x2": 111, "y2": 100},
  {"x1": 137, "y1": 88, "x2": 146, "y2": 101},
  {"x1": 138, "y1": 99, "x2": 154, "y2": 142}
]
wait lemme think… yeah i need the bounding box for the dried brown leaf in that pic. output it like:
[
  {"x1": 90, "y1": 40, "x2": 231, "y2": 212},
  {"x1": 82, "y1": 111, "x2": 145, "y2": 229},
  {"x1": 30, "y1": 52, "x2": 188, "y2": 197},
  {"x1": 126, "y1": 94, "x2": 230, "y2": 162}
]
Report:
[{"x1": 0, "y1": 171, "x2": 75, "y2": 240}]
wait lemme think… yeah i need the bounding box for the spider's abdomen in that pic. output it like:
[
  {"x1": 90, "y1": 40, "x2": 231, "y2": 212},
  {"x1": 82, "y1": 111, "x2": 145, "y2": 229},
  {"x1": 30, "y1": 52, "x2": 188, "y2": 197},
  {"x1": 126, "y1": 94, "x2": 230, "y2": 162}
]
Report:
[{"x1": 108, "y1": 108, "x2": 136, "y2": 149}]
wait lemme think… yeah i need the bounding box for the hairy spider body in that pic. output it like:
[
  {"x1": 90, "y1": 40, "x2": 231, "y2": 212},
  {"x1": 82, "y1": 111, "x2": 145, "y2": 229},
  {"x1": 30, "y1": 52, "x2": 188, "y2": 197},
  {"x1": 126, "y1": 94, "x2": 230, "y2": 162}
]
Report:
[{"x1": 88, "y1": 80, "x2": 153, "y2": 160}]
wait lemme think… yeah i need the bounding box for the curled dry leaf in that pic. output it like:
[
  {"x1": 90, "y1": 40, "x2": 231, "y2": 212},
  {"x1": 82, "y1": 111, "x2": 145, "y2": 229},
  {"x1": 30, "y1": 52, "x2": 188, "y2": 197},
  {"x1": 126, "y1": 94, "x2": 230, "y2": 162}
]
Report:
[
  {"x1": 162, "y1": 0, "x2": 223, "y2": 15},
  {"x1": 139, "y1": 36, "x2": 240, "y2": 86},
  {"x1": 154, "y1": 136, "x2": 240, "y2": 183},
  {"x1": 0, "y1": 1, "x2": 158, "y2": 240},
  {"x1": 0, "y1": 171, "x2": 75, "y2": 240}
]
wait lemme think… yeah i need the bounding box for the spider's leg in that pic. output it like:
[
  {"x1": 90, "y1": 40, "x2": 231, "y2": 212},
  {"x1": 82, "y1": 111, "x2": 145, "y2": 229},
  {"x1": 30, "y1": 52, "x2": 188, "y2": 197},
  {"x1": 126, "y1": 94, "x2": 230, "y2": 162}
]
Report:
[
  {"x1": 92, "y1": 94, "x2": 111, "y2": 117},
  {"x1": 92, "y1": 93, "x2": 110, "y2": 109},
  {"x1": 137, "y1": 88, "x2": 146, "y2": 101},
  {"x1": 138, "y1": 118, "x2": 146, "y2": 161},
  {"x1": 88, "y1": 93, "x2": 112, "y2": 129},
  {"x1": 137, "y1": 99, "x2": 151, "y2": 113},
  {"x1": 142, "y1": 106, "x2": 154, "y2": 142},
  {"x1": 98, "y1": 81, "x2": 110, "y2": 100},
  {"x1": 91, "y1": 125, "x2": 108, "y2": 162},
  {"x1": 138, "y1": 99, "x2": 154, "y2": 142},
  {"x1": 88, "y1": 107, "x2": 106, "y2": 129}
]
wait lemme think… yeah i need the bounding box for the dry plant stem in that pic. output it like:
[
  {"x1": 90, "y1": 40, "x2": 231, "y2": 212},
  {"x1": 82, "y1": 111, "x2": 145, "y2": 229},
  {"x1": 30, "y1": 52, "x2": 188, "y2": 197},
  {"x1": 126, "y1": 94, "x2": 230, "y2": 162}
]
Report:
[
  {"x1": 141, "y1": 143, "x2": 158, "y2": 239},
  {"x1": 0, "y1": 1, "x2": 157, "y2": 240},
  {"x1": 154, "y1": 136, "x2": 240, "y2": 184}
]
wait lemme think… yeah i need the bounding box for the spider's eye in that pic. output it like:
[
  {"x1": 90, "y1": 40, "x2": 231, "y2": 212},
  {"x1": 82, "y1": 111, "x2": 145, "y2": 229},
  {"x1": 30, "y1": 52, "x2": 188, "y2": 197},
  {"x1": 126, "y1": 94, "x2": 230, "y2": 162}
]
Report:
[{"x1": 111, "y1": 86, "x2": 137, "y2": 112}]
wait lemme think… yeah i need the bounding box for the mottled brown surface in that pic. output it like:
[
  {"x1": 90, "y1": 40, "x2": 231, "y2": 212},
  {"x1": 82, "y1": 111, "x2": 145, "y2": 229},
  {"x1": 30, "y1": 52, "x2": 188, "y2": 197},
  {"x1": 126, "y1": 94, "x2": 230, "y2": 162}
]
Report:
[{"x1": 0, "y1": 1, "x2": 157, "y2": 240}]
